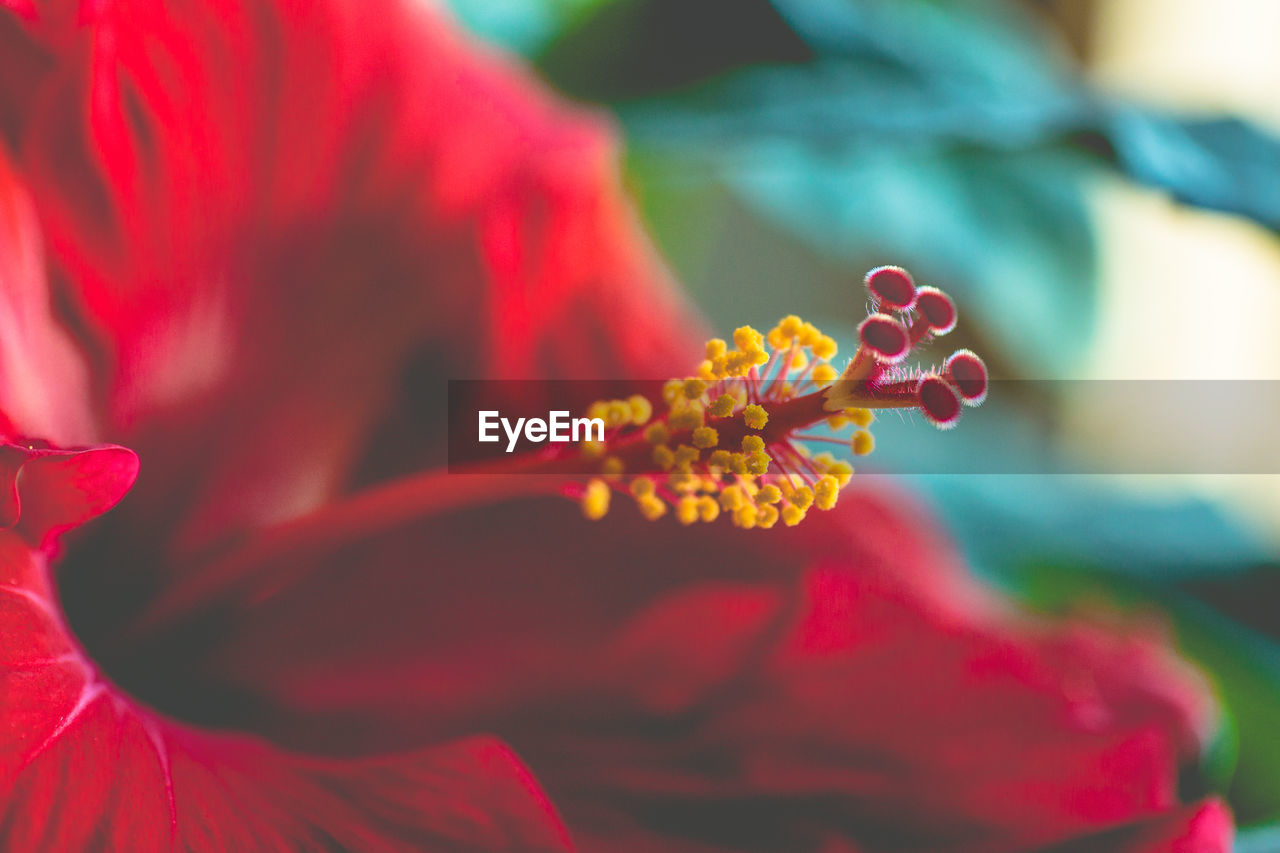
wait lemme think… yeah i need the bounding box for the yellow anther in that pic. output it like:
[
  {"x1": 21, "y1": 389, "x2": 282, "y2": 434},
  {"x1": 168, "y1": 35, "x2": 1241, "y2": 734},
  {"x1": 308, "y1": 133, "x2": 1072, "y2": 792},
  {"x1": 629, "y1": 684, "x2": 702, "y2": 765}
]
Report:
[
  {"x1": 708, "y1": 393, "x2": 737, "y2": 418},
  {"x1": 644, "y1": 422, "x2": 670, "y2": 445},
  {"x1": 630, "y1": 478, "x2": 655, "y2": 498},
  {"x1": 719, "y1": 485, "x2": 745, "y2": 512},
  {"x1": 733, "y1": 326, "x2": 765, "y2": 354},
  {"x1": 692, "y1": 426, "x2": 719, "y2": 449},
  {"x1": 741, "y1": 434, "x2": 765, "y2": 453},
  {"x1": 814, "y1": 475, "x2": 840, "y2": 510},
  {"x1": 662, "y1": 380, "x2": 684, "y2": 405},
  {"x1": 826, "y1": 414, "x2": 849, "y2": 429},
  {"x1": 756, "y1": 504, "x2": 780, "y2": 529},
  {"x1": 674, "y1": 444, "x2": 701, "y2": 471},
  {"x1": 847, "y1": 407, "x2": 874, "y2": 428},
  {"x1": 781, "y1": 504, "x2": 806, "y2": 527},
  {"x1": 733, "y1": 504, "x2": 759, "y2": 529},
  {"x1": 683, "y1": 378, "x2": 707, "y2": 400},
  {"x1": 768, "y1": 314, "x2": 803, "y2": 348},
  {"x1": 798, "y1": 322, "x2": 821, "y2": 347},
  {"x1": 705, "y1": 338, "x2": 728, "y2": 359},
  {"x1": 697, "y1": 495, "x2": 720, "y2": 522},
  {"x1": 581, "y1": 479, "x2": 611, "y2": 521},
  {"x1": 792, "y1": 485, "x2": 815, "y2": 511},
  {"x1": 668, "y1": 471, "x2": 698, "y2": 493},
  {"x1": 586, "y1": 401, "x2": 609, "y2": 422},
  {"x1": 724, "y1": 351, "x2": 753, "y2": 377},
  {"x1": 789, "y1": 350, "x2": 809, "y2": 371},
  {"x1": 745, "y1": 450, "x2": 770, "y2": 476},
  {"x1": 581, "y1": 440, "x2": 605, "y2": 459},
  {"x1": 675, "y1": 495, "x2": 700, "y2": 526},
  {"x1": 707, "y1": 449, "x2": 733, "y2": 469},
  {"x1": 653, "y1": 444, "x2": 675, "y2": 471},
  {"x1": 668, "y1": 404, "x2": 705, "y2": 431},
  {"x1": 728, "y1": 453, "x2": 748, "y2": 475},
  {"x1": 812, "y1": 364, "x2": 838, "y2": 384},
  {"x1": 697, "y1": 360, "x2": 717, "y2": 381},
  {"x1": 742, "y1": 404, "x2": 768, "y2": 430},
  {"x1": 605, "y1": 400, "x2": 631, "y2": 427},
  {"x1": 628, "y1": 394, "x2": 653, "y2": 425},
  {"x1": 827, "y1": 460, "x2": 854, "y2": 487},
  {"x1": 756, "y1": 484, "x2": 782, "y2": 505},
  {"x1": 601, "y1": 456, "x2": 625, "y2": 480},
  {"x1": 851, "y1": 430, "x2": 875, "y2": 456},
  {"x1": 812, "y1": 335, "x2": 838, "y2": 360},
  {"x1": 637, "y1": 494, "x2": 667, "y2": 521}
]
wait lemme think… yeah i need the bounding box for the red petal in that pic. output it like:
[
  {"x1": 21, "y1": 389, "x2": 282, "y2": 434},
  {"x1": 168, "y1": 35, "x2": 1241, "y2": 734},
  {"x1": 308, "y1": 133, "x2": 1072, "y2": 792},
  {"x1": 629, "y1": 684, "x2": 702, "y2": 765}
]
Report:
[
  {"x1": 5, "y1": 0, "x2": 703, "y2": 564},
  {"x1": 1029, "y1": 799, "x2": 1232, "y2": 852},
  {"x1": 118, "y1": 476, "x2": 1217, "y2": 851},
  {"x1": 0, "y1": 441, "x2": 137, "y2": 546},
  {"x1": 0, "y1": 141, "x2": 95, "y2": 446},
  {"x1": 0, "y1": 532, "x2": 574, "y2": 851}
]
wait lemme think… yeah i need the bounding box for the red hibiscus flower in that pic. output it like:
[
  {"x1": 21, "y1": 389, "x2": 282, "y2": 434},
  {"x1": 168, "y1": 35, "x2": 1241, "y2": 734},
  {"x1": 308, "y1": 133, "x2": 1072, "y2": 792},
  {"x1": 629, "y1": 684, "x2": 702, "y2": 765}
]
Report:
[{"x1": 0, "y1": 1, "x2": 1234, "y2": 850}]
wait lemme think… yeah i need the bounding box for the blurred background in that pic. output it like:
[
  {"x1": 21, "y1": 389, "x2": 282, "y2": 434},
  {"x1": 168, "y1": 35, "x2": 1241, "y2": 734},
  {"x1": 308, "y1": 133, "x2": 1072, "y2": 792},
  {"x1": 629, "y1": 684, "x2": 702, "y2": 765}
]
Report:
[{"x1": 442, "y1": 0, "x2": 1280, "y2": 845}]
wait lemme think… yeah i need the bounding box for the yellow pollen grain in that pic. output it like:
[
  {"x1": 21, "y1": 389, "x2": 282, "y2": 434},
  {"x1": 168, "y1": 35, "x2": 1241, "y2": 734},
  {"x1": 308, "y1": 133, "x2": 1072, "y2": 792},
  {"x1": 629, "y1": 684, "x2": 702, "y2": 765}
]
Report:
[
  {"x1": 708, "y1": 393, "x2": 737, "y2": 418},
  {"x1": 847, "y1": 407, "x2": 874, "y2": 428},
  {"x1": 826, "y1": 414, "x2": 849, "y2": 429},
  {"x1": 851, "y1": 430, "x2": 875, "y2": 456},
  {"x1": 628, "y1": 394, "x2": 653, "y2": 425},
  {"x1": 745, "y1": 450, "x2": 770, "y2": 476},
  {"x1": 630, "y1": 478, "x2": 655, "y2": 498},
  {"x1": 675, "y1": 495, "x2": 700, "y2": 526},
  {"x1": 756, "y1": 484, "x2": 782, "y2": 505},
  {"x1": 697, "y1": 360, "x2": 717, "y2": 381},
  {"x1": 827, "y1": 460, "x2": 854, "y2": 487},
  {"x1": 604, "y1": 401, "x2": 630, "y2": 427},
  {"x1": 662, "y1": 380, "x2": 684, "y2": 406},
  {"x1": 707, "y1": 449, "x2": 732, "y2": 469},
  {"x1": 653, "y1": 444, "x2": 675, "y2": 471},
  {"x1": 798, "y1": 322, "x2": 821, "y2": 347},
  {"x1": 692, "y1": 426, "x2": 719, "y2": 449},
  {"x1": 812, "y1": 335, "x2": 838, "y2": 360},
  {"x1": 644, "y1": 422, "x2": 669, "y2": 446},
  {"x1": 697, "y1": 495, "x2": 720, "y2": 522},
  {"x1": 814, "y1": 475, "x2": 840, "y2": 511},
  {"x1": 792, "y1": 485, "x2": 815, "y2": 511},
  {"x1": 601, "y1": 456, "x2": 625, "y2": 480},
  {"x1": 719, "y1": 485, "x2": 745, "y2": 512},
  {"x1": 705, "y1": 338, "x2": 728, "y2": 359},
  {"x1": 668, "y1": 405, "x2": 705, "y2": 431},
  {"x1": 733, "y1": 325, "x2": 765, "y2": 354},
  {"x1": 741, "y1": 434, "x2": 765, "y2": 454},
  {"x1": 781, "y1": 504, "x2": 806, "y2": 527},
  {"x1": 581, "y1": 479, "x2": 611, "y2": 521},
  {"x1": 728, "y1": 453, "x2": 748, "y2": 475},
  {"x1": 790, "y1": 350, "x2": 809, "y2": 371},
  {"x1": 683, "y1": 378, "x2": 707, "y2": 400},
  {"x1": 733, "y1": 504, "x2": 759, "y2": 529},
  {"x1": 637, "y1": 494, "x2": 667, "y2": 521},
  {"x1": 742, "y1": 404, "x2": 768, "y2": 430},
  {"x1": 674, "y1": 444, "x2": 701, "y2": 471},
  {"x1": 756, "y1": 504, "x2": 779, "y2": 529},
  {"x1": 812, "y1": 364, "x2": 838, "y2": 384}
]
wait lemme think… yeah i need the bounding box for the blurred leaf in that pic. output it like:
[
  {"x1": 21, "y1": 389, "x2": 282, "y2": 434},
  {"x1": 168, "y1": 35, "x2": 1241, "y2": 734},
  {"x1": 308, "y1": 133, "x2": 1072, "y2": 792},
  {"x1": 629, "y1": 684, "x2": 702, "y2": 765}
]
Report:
[
  {"x1": 1102, "y1": 110, "x2": 1280, "y2": 231},
  {"x1": 537, "y1": 0, "x2": 812, "y2": 101},
  {"x1": 1237, "y1": 822, "x2": 1280, "y2": 852},
  {"x1": 444, "y1": 0, "x2": 614, "y2": 56}
]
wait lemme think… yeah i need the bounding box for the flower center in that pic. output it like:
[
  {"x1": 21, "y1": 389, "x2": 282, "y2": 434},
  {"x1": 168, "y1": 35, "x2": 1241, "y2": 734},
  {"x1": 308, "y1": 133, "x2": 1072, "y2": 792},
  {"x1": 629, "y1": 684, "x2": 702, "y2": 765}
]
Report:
[{"x1": 478, "y1": 266, "x2": 987, "y2": 528}]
